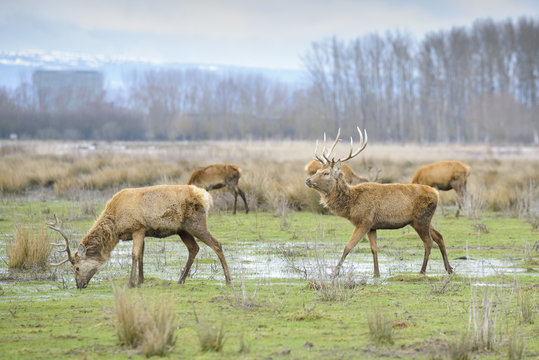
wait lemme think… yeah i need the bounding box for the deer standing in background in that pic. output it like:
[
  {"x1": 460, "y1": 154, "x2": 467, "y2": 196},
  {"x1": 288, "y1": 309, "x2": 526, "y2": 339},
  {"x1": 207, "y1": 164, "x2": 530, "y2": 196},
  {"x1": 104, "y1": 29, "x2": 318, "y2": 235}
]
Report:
[
  {"x1": 411, "y1": 161, "x2": 471, "y2": 218},
  {"x1": 305, "y1": 128, "x2": 453, "y2": 277},
  {"x1": 305, "y1": 160, "x2": 368, "y2": 185},
  {"x1": 188, "y1": 164, "x2": 249, "y2": 214},
  {"x1": 48, "y1": 185, "x2": 231, "y2": 288}
]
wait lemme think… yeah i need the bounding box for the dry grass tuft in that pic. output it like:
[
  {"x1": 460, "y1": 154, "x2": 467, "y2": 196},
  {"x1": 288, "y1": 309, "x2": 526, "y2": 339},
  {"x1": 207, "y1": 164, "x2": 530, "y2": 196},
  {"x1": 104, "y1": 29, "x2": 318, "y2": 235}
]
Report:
[
  {"x1": 448, "y1": 334, "x2": 471, "y2": 360},
  {"x1": 367, "y1": 307, "x2": 394, "y2": 345},
  {"x1": 225, "y1": 272, "x2": 260, "y2": 310},
  {"x1": 7, "y1": 223, "x2": 52, "y2": 270},
  {"x1": 507, "y1": 333, "x2": 525, "y2": 360},
  {"x1": 113, "y1": 285, "x2": 177, "y2": 357},
  {"x1": 195, "y1": 321, "x2": 226, "y2": 352},
  {"x1": 518, "y1": 289, "x2": 535, "y2": 325}
]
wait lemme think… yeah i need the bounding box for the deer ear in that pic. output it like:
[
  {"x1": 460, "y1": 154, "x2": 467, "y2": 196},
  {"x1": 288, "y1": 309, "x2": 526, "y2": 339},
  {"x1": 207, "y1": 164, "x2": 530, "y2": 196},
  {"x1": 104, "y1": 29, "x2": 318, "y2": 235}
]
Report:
[{"x1": 78, "y1": 244, "x2": 87, "y2": 259}]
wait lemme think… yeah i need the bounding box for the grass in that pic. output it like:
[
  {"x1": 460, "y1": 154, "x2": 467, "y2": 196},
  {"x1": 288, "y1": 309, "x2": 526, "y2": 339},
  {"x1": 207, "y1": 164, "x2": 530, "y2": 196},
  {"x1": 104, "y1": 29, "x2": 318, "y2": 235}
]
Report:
[
  {"x1": 507, "y1": 333, "x2": 525, "y2": 360},
  {"x1": 195, "y1": 320, "x2": 226, "y2": 352},
  {"x1": 0, "y1": 274, "x2": 537, "y2": 358},
  {"x1": 113, "y1": 284, "x2": 177, "y2": 357},
  {"x1": 518, "y1": 288, "x2": 535, "y2": 325},
  {"x1": 449, "y1": 334, "x2": 471, "y2": 360},
  {"x1": 0, "y1": 198, "x2": 538, "y2": 359},
  {"x1": 1, "y1": 140, "x2": 538, "y2": 215},
  {"x1": 367, "y1": 307, "x2": 394, "y2": 345},
  {"x1": 7, "y1": 222, "x2": 52, "y2": 270}
]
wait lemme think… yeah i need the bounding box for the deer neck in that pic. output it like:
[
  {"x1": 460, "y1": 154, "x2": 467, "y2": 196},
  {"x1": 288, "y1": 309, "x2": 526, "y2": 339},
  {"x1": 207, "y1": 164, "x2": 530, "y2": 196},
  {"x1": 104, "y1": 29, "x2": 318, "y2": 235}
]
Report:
[
  {"x1": 81, "y1": 213, "x2": 119, "y2": 264},
  {"x1": 322, "y1": 178, "x2": 354, "y2": 218}
]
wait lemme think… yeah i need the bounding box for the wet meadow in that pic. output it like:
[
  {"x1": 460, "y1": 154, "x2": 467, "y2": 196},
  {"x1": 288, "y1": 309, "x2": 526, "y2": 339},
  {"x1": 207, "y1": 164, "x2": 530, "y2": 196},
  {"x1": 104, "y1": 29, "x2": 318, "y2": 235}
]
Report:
[{"x1": 0, "y1": 140, "x2": 537, "y2": 359}]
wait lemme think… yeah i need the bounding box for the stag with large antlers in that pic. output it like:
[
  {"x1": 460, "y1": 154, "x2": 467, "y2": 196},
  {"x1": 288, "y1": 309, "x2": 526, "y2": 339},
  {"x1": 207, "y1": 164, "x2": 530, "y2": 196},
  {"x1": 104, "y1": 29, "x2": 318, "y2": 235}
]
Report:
[
  {"x1": 305, "y1": 128, "x2": 453, "y2": 277},
  {"x1": 48, "y1": 185, "x2": 231, "y2": 288}
]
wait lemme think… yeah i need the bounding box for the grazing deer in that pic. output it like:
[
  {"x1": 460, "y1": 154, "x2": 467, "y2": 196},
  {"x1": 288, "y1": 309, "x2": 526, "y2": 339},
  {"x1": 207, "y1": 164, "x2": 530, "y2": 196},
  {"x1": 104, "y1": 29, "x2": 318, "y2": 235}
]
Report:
[
  {"x1": 411, "y1": 161, "x2": 471, "y2": 218},
  {"x1": 305, "y1": 128, "x2": 453, "y2": 277},
  {"x1": 188, "y1": 164, "x2": 249, "y2": 215},
  {"x1": 48, "y1": 185, "x2": 231, "y2": 288}
]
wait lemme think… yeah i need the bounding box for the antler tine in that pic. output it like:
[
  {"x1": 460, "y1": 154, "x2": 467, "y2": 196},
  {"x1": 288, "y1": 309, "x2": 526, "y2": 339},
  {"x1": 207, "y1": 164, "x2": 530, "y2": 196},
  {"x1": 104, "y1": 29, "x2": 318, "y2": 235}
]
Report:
[
  {"x1": 339, "y1": 127, "x2": 368, "y2": 163},
  {"x1": 324, "y1": 128, "x2": 341, "y2": 159},
  {"x1": 50, "y1": 257, "x2": 72, "y2": 266},
  {"x1": 313, "y1": 137, "x2": 328, "y2": 164},
  {"x1": 47, "y1": 214, "x2": 74, "y2": 265},
  {"x1": 320, "y1": 133, "x2": 328, "y2": 159}
]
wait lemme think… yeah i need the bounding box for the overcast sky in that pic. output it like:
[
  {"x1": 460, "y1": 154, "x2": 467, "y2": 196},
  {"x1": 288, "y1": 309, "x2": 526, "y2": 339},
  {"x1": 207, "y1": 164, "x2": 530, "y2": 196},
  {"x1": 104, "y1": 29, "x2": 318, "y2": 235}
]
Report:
[{"x1": 0, "y1": 0, "x2": 537, "y2": 69}]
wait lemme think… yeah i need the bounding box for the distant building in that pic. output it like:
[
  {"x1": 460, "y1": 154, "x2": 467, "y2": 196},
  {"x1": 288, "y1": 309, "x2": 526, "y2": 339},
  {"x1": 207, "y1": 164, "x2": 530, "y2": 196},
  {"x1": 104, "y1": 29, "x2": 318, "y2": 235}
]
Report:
[{"x1": 32, "y1": 70, "x2": 103, "y2": 111}]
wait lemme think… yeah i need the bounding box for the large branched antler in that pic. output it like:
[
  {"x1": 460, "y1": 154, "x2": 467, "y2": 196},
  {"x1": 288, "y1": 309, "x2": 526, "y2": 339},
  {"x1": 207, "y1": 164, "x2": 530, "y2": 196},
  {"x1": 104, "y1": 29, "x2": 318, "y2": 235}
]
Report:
[
  {"x1": 47, "y1": 214, "x2": 74, "y2": 266},
  {"x1": 338, "y1": 127, "x2": 368, "y2": 163},
  {"x1": 313, "y1": 129, "x2": 342, "y2": 164},
  {"x1": 313, "y1": 127, "x2": 367, "y2": 164}
]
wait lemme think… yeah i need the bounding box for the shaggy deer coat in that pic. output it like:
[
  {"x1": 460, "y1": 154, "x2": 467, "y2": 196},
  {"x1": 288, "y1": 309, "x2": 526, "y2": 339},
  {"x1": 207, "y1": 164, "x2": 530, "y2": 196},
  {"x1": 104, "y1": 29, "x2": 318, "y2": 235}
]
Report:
[{"x1": 49, "y1": 185, "x2": 231, "y2": 288}]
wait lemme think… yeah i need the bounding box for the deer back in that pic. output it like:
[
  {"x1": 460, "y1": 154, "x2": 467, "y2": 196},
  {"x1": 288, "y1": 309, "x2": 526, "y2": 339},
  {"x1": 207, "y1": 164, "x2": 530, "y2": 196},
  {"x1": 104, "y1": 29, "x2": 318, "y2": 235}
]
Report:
[
  {"x1": 411, "y1": 161, "x2": 470, "y2": 189},
  {"x1": 188, "y1": 164, "x2": 241, "y2": 188},
  {"x1": 326, "y1": 182, "x2": 439, "y2": 229}
]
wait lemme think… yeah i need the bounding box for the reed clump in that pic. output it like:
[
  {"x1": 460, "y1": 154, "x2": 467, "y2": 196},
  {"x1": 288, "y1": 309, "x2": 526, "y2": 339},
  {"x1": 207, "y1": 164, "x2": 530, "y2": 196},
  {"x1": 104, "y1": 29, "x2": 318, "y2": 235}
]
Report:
[
  {"x1": 7, "y1": 223, "x2": 52, "y2": 270},
  {"x1": 113, "y1": 285, "x2": 177, "y2": 357},
  {"x1": 367, "y1": 307, "x2": 394, "y2": 345}
]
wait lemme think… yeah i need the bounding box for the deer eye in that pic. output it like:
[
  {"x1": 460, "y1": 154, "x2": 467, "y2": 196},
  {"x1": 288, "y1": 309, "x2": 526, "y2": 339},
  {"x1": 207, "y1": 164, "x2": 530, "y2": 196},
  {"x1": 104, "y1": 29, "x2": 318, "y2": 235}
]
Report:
[{"x1": 76, "y1": 267, "x2": 80, "y2": 272}]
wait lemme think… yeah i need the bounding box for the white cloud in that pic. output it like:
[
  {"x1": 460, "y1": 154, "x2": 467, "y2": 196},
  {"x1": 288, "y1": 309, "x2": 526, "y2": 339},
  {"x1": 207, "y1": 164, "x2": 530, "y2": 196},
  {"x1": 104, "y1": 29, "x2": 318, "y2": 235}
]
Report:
[{"x1": 0, "y1": 0, "x2": 537, "y2": 69}]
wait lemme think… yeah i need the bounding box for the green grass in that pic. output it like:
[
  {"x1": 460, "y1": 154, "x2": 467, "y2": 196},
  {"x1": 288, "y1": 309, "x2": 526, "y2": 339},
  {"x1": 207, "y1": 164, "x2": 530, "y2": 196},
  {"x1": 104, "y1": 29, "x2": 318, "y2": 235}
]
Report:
[
  {"x1": 0, "y1": 200, "x2": 538, "y2": 359},
  {"x1": 0, "y1": 277, "x2": 537, "y2": 359}
]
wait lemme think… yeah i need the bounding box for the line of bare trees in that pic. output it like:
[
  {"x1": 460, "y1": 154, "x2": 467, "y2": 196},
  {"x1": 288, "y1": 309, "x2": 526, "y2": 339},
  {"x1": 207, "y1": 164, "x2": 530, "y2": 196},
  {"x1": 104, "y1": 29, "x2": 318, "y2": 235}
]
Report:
[
  {"x1": 305, "y1": 17, "x2": 538, "y2": 143},
  {"x1": 0, "y1": 17, "x2": 536, "y2": 143}
]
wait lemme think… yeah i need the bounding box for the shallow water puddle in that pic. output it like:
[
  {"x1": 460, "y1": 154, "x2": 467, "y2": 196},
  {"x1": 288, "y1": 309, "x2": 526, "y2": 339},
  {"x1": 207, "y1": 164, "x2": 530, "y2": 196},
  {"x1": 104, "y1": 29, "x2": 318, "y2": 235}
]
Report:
[
  {"x1": 94, "y1": 240, "x2": 537, "y2": 283},
  {"x1": 1, "y1": 240, "x2": 534, "y2": 292}
]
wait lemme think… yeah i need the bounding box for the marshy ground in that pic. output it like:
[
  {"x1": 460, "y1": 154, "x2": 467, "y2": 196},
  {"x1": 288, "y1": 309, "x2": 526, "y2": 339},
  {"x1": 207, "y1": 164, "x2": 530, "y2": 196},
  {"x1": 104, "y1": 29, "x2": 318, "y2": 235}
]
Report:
[{"x1": 0, "y1": 140, "x2": 537, "y2": 359}]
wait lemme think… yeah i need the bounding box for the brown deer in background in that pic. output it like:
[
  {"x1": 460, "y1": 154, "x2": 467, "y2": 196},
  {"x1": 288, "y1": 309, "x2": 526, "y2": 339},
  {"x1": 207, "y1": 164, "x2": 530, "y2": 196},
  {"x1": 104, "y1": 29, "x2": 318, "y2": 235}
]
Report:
[
  {"x1": 48, "y1": 185, "x2": 231, "y2": 288},
  {"x1": 305, "y1": 128, "x2": 453, "y2": 277},
  {"x1": 188, "y1": 164, "x2": 249, "y2": 215},
  {"x1": 305, "y1": 160, "x2": 368, "y2": 185},
  {"x1": 411, "y1": 161, "x2": 471, "y2": 218}
]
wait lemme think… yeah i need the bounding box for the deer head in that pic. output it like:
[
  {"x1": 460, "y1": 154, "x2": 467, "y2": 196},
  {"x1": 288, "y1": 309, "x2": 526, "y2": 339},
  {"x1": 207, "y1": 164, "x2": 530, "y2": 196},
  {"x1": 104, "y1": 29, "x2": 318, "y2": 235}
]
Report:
[
  {"x1": 48, "y1": 215, "x2": 99, "y2": 289},
  {"x1": 305, "y1": 127, "x2": 367, "y2": 193}
]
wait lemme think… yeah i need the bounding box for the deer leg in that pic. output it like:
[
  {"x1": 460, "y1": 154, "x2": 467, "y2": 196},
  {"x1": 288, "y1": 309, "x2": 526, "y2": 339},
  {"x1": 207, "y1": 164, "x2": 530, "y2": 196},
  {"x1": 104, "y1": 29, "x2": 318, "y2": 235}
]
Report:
[
  {"x1": 435, "y1": 186, "x2": 445, "y2": 217},
  {"x1": 333, "y1": 225, "x2": 369, "y2": 278},
  {"x1": 138, "y1": 240, "x2": 145, "y2": 285},
  {"x1": 237, "y1": 186, "x2": 249, "y2": 214},
  {"x1": 178, "y1": 231, "x2": 199, "y2": 284},
  {"x1": 413, "y1": 225, "x2": 433, "y2": 275},
  {"x1": 190, "y1": 227, "x2": 231, "y2": 285},
  {"x1": 130, "y1": 230, "x2": 145, "y2": 288},
  {"x1": 451, "y1": 180, "x2": 466, "y2": 218},
  {"x1": 232, "y1": 189, "x2": 238, "y2": 215},
  {"x1": 430, "y1": 226, "x2": 453, "y2": 274},
  {"x1": 367, "y1": 230, "x2": 380, "y2": 277}
]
